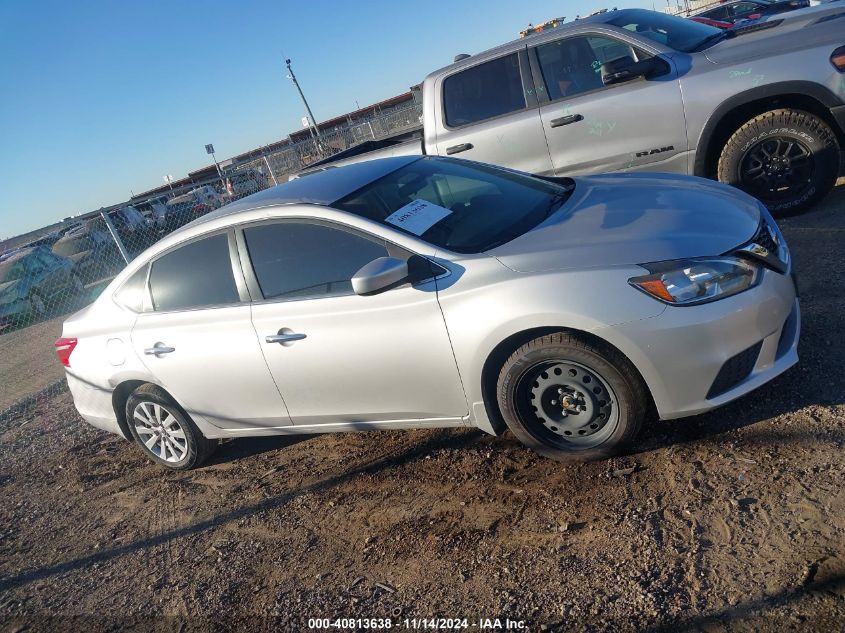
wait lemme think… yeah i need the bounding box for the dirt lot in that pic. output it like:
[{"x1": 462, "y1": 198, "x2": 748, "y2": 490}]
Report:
[{"x1": 1, "y1": 183, "x2": 844, "y2": 632}]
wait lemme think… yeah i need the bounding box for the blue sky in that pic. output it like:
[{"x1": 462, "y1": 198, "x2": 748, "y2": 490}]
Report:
[{"x1": 0, "y1": 0, "x2": 645, "y2": 238}]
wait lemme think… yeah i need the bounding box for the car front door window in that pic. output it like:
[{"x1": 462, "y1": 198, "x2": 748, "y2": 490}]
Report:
[
  {"x1": 242, "y1": 221, "x2": 390, "y2": 301},
  {"x1": 536, "y1": 35, "x2": 639, "y2": 101}
]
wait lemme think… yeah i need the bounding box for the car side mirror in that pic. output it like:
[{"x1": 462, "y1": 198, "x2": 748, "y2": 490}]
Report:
[
  {"x1": 352, "y1": 257, "x2": 409, "y2": 296},
  {"x1": 601, "y1": 55, "x2": 661, "y2": 86}
]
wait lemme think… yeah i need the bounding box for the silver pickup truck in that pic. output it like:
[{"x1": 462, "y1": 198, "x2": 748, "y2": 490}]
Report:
[{"x1": 307, "y1": 7, "x2": 845, "y2": 215}]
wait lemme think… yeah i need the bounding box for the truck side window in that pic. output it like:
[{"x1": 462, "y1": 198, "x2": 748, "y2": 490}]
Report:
[
  {"x1": 443, "y1": 53, "x2": 526, "y2": 128},
  {"x1": 536, "y1": 36, "x2": 639, "y2": 101}
]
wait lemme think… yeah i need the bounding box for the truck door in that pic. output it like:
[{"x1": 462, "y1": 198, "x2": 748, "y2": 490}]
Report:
[
  {"x1": 530, "y1": 33, "x2": 688, "y2": 176},
  {"x1": 433, "y1": 50, "x2": 555, "y2": 176}
]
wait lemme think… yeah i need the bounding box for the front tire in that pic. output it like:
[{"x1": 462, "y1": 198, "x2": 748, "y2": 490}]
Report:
[
  {"x1": 126, "y1": 384, "x2": 218, "y2": 470},
  {"x1": 717, "y1": 108, "x2": 840, "y2": 216},
  {"x1": 496, "y1": 333, "x2": 647, "y2": 462}
]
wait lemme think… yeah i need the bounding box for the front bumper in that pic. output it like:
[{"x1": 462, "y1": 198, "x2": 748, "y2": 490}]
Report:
[{"x1": 596, "y1": 266, "x2": 799, "y2": 420}]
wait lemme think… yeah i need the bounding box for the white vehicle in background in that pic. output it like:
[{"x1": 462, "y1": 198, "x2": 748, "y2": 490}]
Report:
[
  {"x1": 189, "y1": 185, "x2": 226, "y2": 209},
  {"x1": 148, "y1": 196, "x2": 170, "y2": 231}
]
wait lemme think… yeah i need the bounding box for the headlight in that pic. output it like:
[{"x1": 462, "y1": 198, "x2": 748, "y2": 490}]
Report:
[{"x1": 629, "y1": 257, "x2": 759, "y2": 306}]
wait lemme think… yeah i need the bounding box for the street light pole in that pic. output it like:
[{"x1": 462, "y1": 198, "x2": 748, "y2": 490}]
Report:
[{"x1": 285, "y1": 58, "x2": 323, "y2": 145}]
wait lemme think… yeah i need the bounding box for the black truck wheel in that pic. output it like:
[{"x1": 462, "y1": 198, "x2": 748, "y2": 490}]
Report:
[{"x1": 717, "y1": 108, "x2": 840, "y2": 216}]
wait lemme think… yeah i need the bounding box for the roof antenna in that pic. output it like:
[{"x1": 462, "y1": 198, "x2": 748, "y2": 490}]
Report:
[{"x1": 454, "y1": 53, "x2": 471, "y2": 62}]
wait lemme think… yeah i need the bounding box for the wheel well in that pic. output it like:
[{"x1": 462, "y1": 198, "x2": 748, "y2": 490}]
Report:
[
  {"x1": 111, "y1": 380, "x2": 147, "y2": 441},
  {"x1": 480, "y1": 327, "x2": 657, "y2": 436},
  {"x1": 700, "y1": 93, "x2": 845, "y2": 179}
]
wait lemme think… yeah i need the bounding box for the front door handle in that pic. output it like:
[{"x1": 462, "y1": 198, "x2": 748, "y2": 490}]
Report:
[
  {"x1": 265, "y1": 332, "x2": 307, "y2": 344},
  {"x1": 550, "y1": 114, "x2": 584, "y2": 128},
  {"x1": 144, "y1": 343, "x2": 176, "y2": 356},
  {"x1": 446, "y1": 143, "x2": 473, "y2": 155}
]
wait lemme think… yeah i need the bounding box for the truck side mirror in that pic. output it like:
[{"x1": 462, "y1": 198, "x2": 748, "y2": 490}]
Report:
[{"x1": 601, "y1": 56, "x2": 663, "y2": 86}]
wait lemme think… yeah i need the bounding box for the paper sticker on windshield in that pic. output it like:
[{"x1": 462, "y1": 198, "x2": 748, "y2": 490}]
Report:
[{"x1": 384, "y1": 199, "x2": 452, "y2": 236}]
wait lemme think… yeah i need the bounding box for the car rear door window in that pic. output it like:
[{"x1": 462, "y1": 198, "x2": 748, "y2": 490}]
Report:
[
  {"x1": 443, "y1": 53, "x2": 527, "y2": 127},
  {"x1": 149, "y1": 233, "x2": 239, "y2": 311},
  {"x1": 535, "y1": 36, "x2": 638, "y2": 101},
  {"x1": 243, "y1": 222, "x2": 388, "y2": 301}
]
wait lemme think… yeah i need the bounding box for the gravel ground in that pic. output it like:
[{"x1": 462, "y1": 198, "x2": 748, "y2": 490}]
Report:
[{"x1": 0, "y1": 182, "x2": 843, "y2": 632}]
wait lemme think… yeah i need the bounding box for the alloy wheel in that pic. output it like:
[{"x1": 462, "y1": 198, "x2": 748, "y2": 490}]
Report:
[
  {"x1": 739, "y1": 136, "x2": 814, "y2": 201},
  {"x1": 132, "y1": 401, "x2": 189, "y2": 463}
]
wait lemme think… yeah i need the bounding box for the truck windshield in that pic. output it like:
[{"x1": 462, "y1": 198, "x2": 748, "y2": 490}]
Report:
[
  {"x1": 333, "y1": 158, "x2": 573, "y2": 254},
  {"x1": 606, "y1": 10, "x2": 723, "y2": 53}
]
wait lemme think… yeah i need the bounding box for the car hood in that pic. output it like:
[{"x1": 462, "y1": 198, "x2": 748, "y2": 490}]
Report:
[
  {"x1": 488, "y1": 173, "x2": 761, "y2": 274},
  {"x1": 703, "y1": 6, "x2": 844, "y2": 64},
  {"x1": 0, "y1": 279, "x2": 23, "y2": 302}
]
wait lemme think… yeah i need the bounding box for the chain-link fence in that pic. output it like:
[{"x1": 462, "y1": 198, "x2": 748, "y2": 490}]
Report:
[
  {"x1": 0, "y1": 101, "x2": 422, "y2": 422},
  {"x1": 231, "y1": 102, "x2": 422, "y2": 184}
]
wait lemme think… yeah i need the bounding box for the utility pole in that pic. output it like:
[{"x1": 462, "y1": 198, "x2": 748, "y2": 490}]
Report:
[{"x1": 285, "y1": 58, "x2": 323, "y2": 145}]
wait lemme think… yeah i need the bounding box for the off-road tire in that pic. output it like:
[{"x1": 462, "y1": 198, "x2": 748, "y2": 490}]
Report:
[
  {"x1": 126, "y1": 384, "x2": 218, "y2": 470},
  {"x1": 717, "y1": 109, "x2": 840, "y2": 216},
  {"x1": 496, "y1": 333, "x2": 647, "y2": 462}
]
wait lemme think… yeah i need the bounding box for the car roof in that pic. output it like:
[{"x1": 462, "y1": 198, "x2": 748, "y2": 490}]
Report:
[{"x1": 195, "y1": 155, "x2": 422, "y2": 227}]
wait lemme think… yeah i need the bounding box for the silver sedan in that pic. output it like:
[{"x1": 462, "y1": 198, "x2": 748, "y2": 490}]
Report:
[{"x1": 56, "y1": 156, "x2": 799, "y2": 469}]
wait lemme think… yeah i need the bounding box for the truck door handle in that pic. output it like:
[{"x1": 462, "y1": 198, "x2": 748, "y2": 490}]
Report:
[
  {"x1": 446, "y1": 143, "x2": 473, "y2": 155},
  {"x1": 144, "y1": 343, "x2": 176, "y2": 356},
  {"x1": 550, "y1": 114, "x2": 584, "y2": 128},
  {"x1": 265, "y1": 332, "x2": 307, "y2": 344}
]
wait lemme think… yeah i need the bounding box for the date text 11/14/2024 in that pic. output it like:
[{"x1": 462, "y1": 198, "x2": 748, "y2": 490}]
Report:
[{"x1": 307, "y1": 617, "x2": 528, "y2": 630}]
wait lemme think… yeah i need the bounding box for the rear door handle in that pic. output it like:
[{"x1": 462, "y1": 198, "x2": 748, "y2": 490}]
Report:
[
  {"x1": 144, "y1": 343, "x2": 176, "y2": 356},
  {"x1": 446, "y1": 143, "x2": 473, "y2": 155},
  {"x1": 550, "y1": 114, "x2": 584, "y2": 128},
  {"x1": 265, "y1": 332, "x2": 307, "y2": 344}
]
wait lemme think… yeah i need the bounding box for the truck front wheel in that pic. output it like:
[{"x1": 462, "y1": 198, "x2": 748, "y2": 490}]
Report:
[{"x1": 717, "y1": 108, "x2": 840, "y2": 216}]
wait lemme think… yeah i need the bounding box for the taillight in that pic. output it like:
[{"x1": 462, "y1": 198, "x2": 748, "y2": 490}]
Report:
[
  {"x1": 54, "y1": 337, "x2": 78, "y2": 367},
  {"x1": 832, "y1": 46, "x2": 845, "y2": 72}
]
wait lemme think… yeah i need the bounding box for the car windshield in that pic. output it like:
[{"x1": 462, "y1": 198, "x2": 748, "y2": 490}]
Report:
[
  {"x1": 0, "y1": 258, "x2": 26, "y2": 283},
  {"x1": 333, "y1": 158, "x2": 573, "y2": 254},
  {"x1": 607, "y1": 9, "x2": 724, "y2": 52}
]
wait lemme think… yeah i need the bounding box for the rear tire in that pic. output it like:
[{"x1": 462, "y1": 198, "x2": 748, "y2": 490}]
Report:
[
  {"x1": 717, "y1": 108, "x2": 840, "y2": 216},
  {"x1": 126, "y1": 384, "x2": 218, "y2": 470},
  {"x1": 496, "y1": 333, "x2": 647, "y2": 462}
]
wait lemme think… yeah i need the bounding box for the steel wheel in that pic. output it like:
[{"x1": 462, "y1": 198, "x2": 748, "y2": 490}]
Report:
[
  {"x1": 519, "y1": 360, "x2": 619, "y2": 450},
  {"x1": 132, "y1": 401, "x2": 189, "y2": 463}
]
